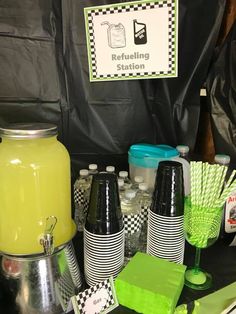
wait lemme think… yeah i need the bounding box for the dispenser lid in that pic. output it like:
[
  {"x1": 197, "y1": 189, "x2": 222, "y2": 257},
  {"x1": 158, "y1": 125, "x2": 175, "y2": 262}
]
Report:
[
  {"x1": 0, "y1": 123, "x2": 57, "y2": 139},
  {"x1": 128, "y1": 143, "x2": 179, "y2": 168}
]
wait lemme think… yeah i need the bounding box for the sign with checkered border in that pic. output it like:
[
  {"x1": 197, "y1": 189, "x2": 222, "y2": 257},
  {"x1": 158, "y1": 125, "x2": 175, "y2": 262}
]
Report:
[
  {"x1": 71, "y1": 277, "x2": 119, "y2": 314},
  {"x1": 84, "y1": 0, "x2": 178, "y2": 82}
]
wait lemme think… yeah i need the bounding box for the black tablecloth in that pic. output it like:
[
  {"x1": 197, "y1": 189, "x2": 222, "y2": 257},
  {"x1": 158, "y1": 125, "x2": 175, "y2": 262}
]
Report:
[{"x1": 1, "y1": 233, "x2": 236, "y2": 313}]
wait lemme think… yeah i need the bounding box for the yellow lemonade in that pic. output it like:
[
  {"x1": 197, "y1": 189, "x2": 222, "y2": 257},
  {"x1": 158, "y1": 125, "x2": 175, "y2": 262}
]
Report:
[{"x1": 0, "y1": 129, "x2": 76, "y2": 255}]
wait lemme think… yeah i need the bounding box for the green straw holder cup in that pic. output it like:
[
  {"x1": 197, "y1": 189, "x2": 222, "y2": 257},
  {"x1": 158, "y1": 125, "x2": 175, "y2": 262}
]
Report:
[
  {"x1": 184, "y1": 197, "x2": 223, "y2": 290},
  {"x1": 184, "y1": 197, "x2": 222, "y2": 249}
]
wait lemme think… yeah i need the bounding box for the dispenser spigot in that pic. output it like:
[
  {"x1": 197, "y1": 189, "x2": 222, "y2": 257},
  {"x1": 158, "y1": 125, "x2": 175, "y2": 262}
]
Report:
[{"x1": 40, "y1": 216, "x2": 57, "y2": 256}]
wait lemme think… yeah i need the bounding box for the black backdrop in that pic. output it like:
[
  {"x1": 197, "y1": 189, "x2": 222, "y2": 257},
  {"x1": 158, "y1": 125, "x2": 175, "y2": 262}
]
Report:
[
  {"x1": 207, "y1": 21, "x2": 236, "y2": 164},
  {"x1": 0, "y1": 0, "x2": 226, "y2": 176}
]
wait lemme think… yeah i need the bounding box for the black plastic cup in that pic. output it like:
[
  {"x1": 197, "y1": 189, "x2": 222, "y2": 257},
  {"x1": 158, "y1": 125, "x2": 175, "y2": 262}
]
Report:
[
  {"x1": 85, "y1": 172, "x2": 123, "y2": 235},
  {"x1": 150, "y1": 161, "x2": 184, "y2": 217}
]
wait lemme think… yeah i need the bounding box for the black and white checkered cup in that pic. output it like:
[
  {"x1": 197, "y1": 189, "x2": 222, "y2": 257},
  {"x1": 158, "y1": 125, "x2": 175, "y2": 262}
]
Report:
[{"x1": 84, "y1": 173, "x2": 124, "y2": 286}]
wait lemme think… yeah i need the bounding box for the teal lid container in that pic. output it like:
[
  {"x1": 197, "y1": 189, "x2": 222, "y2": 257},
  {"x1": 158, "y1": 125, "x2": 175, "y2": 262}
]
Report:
[{"x1": 128, "y1": 144, "x2": 179, "y2": 168}]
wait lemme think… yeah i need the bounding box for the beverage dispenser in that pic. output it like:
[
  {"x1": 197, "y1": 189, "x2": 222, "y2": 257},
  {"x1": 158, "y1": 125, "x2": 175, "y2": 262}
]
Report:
[{"x1": 0, "y1": 123, "x2": 82, "y2": 313}]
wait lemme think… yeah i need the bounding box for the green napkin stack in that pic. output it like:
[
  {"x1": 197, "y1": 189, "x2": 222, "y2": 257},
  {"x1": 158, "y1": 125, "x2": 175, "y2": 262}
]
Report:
[{"x1": 115, "y1": 252, "x2": 186, "y2": 314}]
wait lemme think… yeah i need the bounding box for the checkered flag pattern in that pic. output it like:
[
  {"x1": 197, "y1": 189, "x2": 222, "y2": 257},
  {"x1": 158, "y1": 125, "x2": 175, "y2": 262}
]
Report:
[
  {"x1": 64, "y1": 243, "x2": 83, "y2": 290},
  {"x1": 73, "y1": 278, "x2": 115, "y2": 314},
  {"x1": 74, "y1": 187, "x2": 89, "y2": 214},
  {"x1": 140, "y1": 205, "x2": 150, "y2": 224},
  {"x1": 167, "y1": 0, "x2": 176, "y2": 73},
  {"x1": 123, "y1": 212, "x2": 142, "y2": 235},
  {"x1": 85, "y1": 0, "x2": 177, "y2": 80},
  {"x1": 55, "y1": 268, "x2": 76, "y2": 312},
  {"x1": 87, "y1": 12, "x2": 97, "y2": 77}
]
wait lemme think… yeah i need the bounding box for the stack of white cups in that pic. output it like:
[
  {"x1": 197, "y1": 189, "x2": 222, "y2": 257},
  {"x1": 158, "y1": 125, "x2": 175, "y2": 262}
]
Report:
[
  {"x1": 84, "y1": 228, "x2": 124, "y2": 286},
  {"x1": 146, "y1": 160, "x2": 185, "y2": 264},
  {"x1": 147, "y1": 210, "x2": 185, "y2": 263}
]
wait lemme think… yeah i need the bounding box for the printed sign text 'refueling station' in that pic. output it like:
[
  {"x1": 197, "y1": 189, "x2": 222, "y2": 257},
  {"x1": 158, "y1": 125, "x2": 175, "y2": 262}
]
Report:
[{"x1": 84, "y1": 0, "x2": 178, "y2": 81}]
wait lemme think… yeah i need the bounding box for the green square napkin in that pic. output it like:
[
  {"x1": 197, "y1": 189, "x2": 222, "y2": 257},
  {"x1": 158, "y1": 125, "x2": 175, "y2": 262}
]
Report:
[{"x1": 115, "y1": 252, "x2": 186, "y2": 314}]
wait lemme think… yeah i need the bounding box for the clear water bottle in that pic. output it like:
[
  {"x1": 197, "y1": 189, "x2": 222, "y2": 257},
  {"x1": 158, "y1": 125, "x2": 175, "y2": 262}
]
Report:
[
  {"x1": 175, "y1": 145, "x2": 191, "y2": 196},
  {"x1": 176, "y1": 145, "x2": 190, "y2": 162},
  {"x1": 137, "y1": 183, "x2": 151, "y2": 252},
  {"x1": 106, "y1": 166, "x2": 115, "y2": 174},
  {"x1": 131, "y1": 175, "x2": 144, "y2": 192},
  {"x1": 74, "y1": 169, "x2": 91, "y2": 231},
  {"x1": 119, "y1": 171, "x2": 132, "y2": 190},
  {"x1": 118, "y1": 178, "x2": 125, "y2": 201},
  {"x1": 121, "y1": 190, "x2": 141, "y2": 260},
  {"x1": 215, "y1": 154, "x2": 236, "y2": 246},
  {"x1": 88, "y1": 164, "x2": 98, "y2": 183},
  {"x1": 137, "y1": 183, "x2": 151, "y2": 207}
]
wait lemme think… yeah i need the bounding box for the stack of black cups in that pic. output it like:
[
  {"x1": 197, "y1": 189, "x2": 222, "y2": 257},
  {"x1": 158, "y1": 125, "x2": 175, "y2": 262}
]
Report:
[
  {"x1": 147, "y1": 161, "x2": 185, "y2": 264},
  {"x1": 84, "y1": 173, "x2": 125, "y2": 286}
]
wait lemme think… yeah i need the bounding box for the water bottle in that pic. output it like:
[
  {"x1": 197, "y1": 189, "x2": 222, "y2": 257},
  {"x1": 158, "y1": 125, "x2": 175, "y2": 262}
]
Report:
[
  {"x1": 118, "y1": 178, "x2": 125, "y2": 201},
  {"x1": 131, "y1": 175, "x2": 144, "y2": 192},
  {"x1": 74, "y1": 169, "x2": 90, "y2": 231},
  {"x1": 88, "y1": 164, "x2": 98, "y2": 184},
  {"x1": 215, "y1": 154, "x2": 236, "y2": 246},
  {"x1": 121, "y1": 190, "x2": 141, "y2": 260},
  {"x1": 176, "y1": 145, "x2": 190, "y2": 162},
  {"x1": 119, "y1": 171, "x2": 132, "y2": 190},
  {"x1": 137, "y1": 183, "x2": 151, "y2": 252},
  {"x1": 137, "y1": 183, "x2": 151, "y2": 206}
]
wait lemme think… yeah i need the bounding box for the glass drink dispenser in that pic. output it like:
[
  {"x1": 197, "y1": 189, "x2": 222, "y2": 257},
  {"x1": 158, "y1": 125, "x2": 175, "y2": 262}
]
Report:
[{"x1": 0, "y1": 123, "x2": 76, "y2": 255}]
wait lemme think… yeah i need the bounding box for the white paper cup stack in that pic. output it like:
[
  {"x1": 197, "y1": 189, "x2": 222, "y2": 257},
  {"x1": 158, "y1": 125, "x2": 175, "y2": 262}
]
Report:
[
  {"x1": 84, "y1": 228, "x2": 125, "y2": 286},
  {"x1": 147, "y1": 209, "x2": 185, "y2": 264}
]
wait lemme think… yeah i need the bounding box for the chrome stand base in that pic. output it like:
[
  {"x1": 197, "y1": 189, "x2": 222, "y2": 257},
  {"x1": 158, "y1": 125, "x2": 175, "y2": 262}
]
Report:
[{"x1": 0, "y1": 242, "x2": 82, "y2": 314}]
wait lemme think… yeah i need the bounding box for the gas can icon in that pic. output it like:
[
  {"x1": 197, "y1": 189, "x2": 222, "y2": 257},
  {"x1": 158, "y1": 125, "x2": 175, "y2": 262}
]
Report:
[{"x1": 101, "y1": 22, "x2": 126, "y2": 48}]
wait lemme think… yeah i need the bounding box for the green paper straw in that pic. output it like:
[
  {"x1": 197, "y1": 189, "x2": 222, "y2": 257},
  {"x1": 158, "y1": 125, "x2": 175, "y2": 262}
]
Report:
[
  {"x1": 216, "y1": 180, "x2": 236, "y2": 207},
  {"x1": 225, "y1": 169, "x2": 236, "y2": 189},
  {"x1": 190, "y1": 161, "x2": 197, "y2": 205},
  {"x1": 204, "y1": 165, "x2": 216, "y2": 208},
  {"x1": 195, "y1": 162, "x2": 203, "y2": 206}
]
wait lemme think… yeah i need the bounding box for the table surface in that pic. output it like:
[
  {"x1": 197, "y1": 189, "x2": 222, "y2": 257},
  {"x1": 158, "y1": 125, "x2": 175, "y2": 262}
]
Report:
[
  {"x1": 0, "y1": 233, "x2": 236, "y2": 313},
  {"x1": 112, "y1": 241, "x2": 236, "y2": 313}
]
